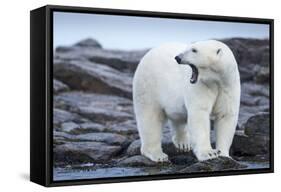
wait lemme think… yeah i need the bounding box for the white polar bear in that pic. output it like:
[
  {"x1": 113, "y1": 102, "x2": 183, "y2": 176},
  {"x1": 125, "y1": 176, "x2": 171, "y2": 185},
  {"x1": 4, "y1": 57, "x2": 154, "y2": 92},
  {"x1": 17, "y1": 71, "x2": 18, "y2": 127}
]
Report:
[{"x1": 133, "y1": 40, "x2": 240, "y2": 162}]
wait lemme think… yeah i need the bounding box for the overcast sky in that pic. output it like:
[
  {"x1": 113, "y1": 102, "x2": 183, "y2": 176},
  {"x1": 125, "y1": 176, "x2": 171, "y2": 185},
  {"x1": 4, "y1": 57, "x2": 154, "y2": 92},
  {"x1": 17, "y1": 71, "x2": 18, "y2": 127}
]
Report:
[{"x1": 54, "y1": 11, "x2": 270, "y2": 50}]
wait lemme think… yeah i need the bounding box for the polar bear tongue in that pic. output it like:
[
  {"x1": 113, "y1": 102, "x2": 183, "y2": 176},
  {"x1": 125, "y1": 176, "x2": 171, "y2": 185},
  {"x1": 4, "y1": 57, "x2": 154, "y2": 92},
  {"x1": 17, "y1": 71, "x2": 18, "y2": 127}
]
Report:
[{"x1": 189, "y1": 64, "x2": 198, "y2": 84}]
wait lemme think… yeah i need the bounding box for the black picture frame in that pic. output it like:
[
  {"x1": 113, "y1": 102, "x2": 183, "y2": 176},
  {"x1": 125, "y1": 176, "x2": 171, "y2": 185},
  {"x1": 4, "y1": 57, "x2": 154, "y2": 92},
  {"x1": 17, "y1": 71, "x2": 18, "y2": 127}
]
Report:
[{"x1": 30, "y1": 4, "x2": 274, "y2": 187}]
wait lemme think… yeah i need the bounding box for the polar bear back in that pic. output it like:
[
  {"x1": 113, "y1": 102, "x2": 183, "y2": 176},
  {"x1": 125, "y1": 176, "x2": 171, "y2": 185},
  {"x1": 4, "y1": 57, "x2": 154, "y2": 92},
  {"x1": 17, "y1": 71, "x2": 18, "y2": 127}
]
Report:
[{"x1": 133, "y1": 43, "x2": 190, "y2": 120}]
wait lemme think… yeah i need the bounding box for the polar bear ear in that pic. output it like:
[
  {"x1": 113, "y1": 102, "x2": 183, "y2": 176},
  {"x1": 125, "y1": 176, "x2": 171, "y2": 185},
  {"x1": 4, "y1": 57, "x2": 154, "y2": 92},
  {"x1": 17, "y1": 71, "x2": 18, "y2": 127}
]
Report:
[{"x1": 216, "y1": 48, "x2": 223, "y2": 58}]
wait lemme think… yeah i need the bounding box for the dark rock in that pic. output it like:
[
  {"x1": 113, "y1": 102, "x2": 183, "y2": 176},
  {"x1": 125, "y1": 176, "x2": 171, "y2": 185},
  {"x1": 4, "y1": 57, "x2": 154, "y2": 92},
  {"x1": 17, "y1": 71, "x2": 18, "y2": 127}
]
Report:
[
  {"x1": 54, "y1": 79, "x2": 69, "y2": 93},
  {"x1": 54, "y1": 141, "x2": 122, "y2": 164},
  {"x1": 231, "y1": 132, "x2": 269, "y2": 156},
  {"x1": 179, "y1": 157, "x2": 246, "y2": 173},
  {"x1": 221, "y1": 38, "x2": 269, "y2": 83},
  {"x1": 55, "y1": 46, "x2": 76, "y2": 53},
  {"x1": 238, "y1": 65, "x2": 255, "y2": 82},
  {"x1": 74, "y1": 38, "x2": 102, "y2": 49},
  {"x1": 126, "y1": 134, "x2": 178, "y2": 157},
  {"x1": 54, "y1": 92, "x2": 134, "y2": 123},
  {"x1": 254, "y1": 66, "x2": 269, "y2": 84},
  {"x1": 169, "y1": 153, "x2": 197, "y2": 165},
  {"x1": 222, "y1": 38, "x2": 269, "y2": 67},
  {"x1": 54, "y1": 59, "x2": 132, "y2": 98},
  {"x1": 162, "y1": 134, "x2": 179, "y2": 156},
  {"x1": 244, "y1": 113, "x2": 270, "y2": 136},
  {"x1": 232, "y1": 113, "x2": 270, "y2": 157},
  {"x1": 117, "y1": 155, "x2": 157, "y2": 167}
]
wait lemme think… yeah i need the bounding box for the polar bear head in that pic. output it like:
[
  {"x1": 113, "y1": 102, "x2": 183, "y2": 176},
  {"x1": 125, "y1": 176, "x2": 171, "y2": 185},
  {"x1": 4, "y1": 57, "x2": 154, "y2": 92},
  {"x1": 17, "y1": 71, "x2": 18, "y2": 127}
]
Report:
[{"x1": 175, "y1": 40, "x2": 236, "y2": 84}]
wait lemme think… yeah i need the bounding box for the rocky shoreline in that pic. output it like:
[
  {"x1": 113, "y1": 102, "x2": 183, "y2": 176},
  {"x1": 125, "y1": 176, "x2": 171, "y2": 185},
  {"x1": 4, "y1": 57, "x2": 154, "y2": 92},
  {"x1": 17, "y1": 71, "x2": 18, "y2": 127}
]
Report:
[{"x1": 53, "y1": 38, "x2": 270, "y2": 180}]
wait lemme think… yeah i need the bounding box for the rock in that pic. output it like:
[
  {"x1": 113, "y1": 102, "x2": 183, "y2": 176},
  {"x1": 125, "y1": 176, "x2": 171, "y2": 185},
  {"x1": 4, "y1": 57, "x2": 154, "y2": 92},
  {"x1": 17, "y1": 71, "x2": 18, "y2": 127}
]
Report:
[
  {"x1": 70, "y1": 121, "x2": 138, "y2": 136},
  {"x1": 54, "y1": 92, "x2": 134, "y2": 123},
  {"x1": 53, "y1": 131, "x2": 128, "y2": 146},
  {"x1": 222, "y1": 38, "x2": 269, "y2": 67},
  {"x1": 232, "y1": 134, "x2": 269, "y2": 156},
  {"x1": 169, "y1": 154, "x2": 197, "y2": 165},
  {"x1": 109, "y1": 120, "x2": 138, "y2": 135},
  {"x1": 254, "y1": 66, "x2": 269, "y2": 83},
  {"x1": 244, "y1": 113, "x2": 270, "y2": 136},
  {"x1": 61, "y1": 122, "x2": 80, "y2": 132},
  {"x1": 53, "y1": 108, "x2": 88, "y2": 127},
  {"x1": 54, "y1": 141, "x2": 122, "y2": 164},
  {"x1": 238, "y1": 82, "x2": 270, "y2": 128},
  {"x1": 55, "y1": 40, "x2": 147, "y2": 73},
  {"x1": 74, "y1": 132, "x2": 128, "y2": 146},
  {"x1": 221, "y1": 38, "x2": 269, "y2": 83},
  {"x1": 74, "y1": 38, "x2": 102, "y2": 49},
  {"x1": 117, "y1": 155, "x2": 157, "y2": 167},
  {"x1": 238, "y1": 106, "x2": 269, "y2": 129},
  {"x1": 55, "y1": 46, "x2": 75, "y2": 53},
  {"x1": 233, "y1": 113, "x2": 270, "y2": 157},
  {"x1": 240, "y1": 91, "x2": 259, "y2": 106},
  {"x1": 87, "y1": 49, "x2": 147, "y2": 72},
  {"x1": 70, "y1": 122, "x2": 107, "y2": 134},
  {"x1": 126, "y1": 134, "x2": 178, "y2": 157},
  {"x1": 53, "y1": 79, "x2": 69, "y2": 93},
  {"x1": 179, "y1": 157, "x2": 246, "y2": 173},
  {"x1": 126, "y1": 140, "x2": 141, "y2": 156},
  {"x1": 238, "y1": 65, "x2": 255, "y2": 82},
  {"x1": 54, "y1": 59, "x2": 133, "y2": 98},
  {"x1": 232, "y1": 113, "x2": 270, "y2": 157},
  {"x1": 242, "y1": 83, "x2": 269, "y2": 98}
]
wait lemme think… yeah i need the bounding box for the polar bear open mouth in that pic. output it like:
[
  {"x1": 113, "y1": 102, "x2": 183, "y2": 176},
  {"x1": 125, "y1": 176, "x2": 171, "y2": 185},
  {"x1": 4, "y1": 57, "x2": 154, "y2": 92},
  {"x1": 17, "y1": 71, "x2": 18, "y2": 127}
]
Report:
[{"x1": 188, "y1": 63, "x2": 198, "y2": 84}]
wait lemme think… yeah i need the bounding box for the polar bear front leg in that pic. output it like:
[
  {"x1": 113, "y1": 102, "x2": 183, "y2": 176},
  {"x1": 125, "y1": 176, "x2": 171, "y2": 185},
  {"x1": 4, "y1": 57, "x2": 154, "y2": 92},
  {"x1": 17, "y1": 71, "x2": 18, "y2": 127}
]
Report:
[
  {"x1": 214, "y1": 115, "x2": 237, "y2": 157},
  {"x1": 188, "y1": 110, "x2": 219, "y2": 161}
]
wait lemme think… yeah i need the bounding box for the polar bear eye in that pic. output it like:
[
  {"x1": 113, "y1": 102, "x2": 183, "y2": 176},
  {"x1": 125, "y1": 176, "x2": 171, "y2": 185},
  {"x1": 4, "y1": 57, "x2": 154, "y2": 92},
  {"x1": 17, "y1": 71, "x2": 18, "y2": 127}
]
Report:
[
  {"x1": 217, "y1": 48, "x2": 221, "y2": 55},
  {"x1": 191, "y1": 48, "x2": 198, "y2": 53}
]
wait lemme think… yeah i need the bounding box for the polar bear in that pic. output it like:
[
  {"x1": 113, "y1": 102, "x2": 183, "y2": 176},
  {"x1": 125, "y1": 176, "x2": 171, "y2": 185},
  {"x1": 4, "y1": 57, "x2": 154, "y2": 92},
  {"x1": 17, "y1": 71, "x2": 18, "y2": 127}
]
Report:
[{"x1": 133, "y1": 40, "x2": 240, "y2": 162}]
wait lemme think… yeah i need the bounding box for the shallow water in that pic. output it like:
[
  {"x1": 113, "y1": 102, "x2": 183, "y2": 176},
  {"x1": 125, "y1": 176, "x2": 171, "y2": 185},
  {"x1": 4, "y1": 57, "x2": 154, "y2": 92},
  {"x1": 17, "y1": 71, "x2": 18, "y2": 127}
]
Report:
[
  {"x1": 241, "y1": 161, "x2": 270, "y2": 169},
  {"x1": 53, "y1": 161, "x2": 269, "y2": 181}
]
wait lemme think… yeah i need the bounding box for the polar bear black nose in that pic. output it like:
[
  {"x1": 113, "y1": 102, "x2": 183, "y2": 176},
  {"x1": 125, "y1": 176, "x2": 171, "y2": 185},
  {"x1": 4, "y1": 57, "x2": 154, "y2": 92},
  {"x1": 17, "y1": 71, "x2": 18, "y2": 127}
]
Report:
[{"x1": 175, "y1": 55, "x2": 182, "y2": 64}]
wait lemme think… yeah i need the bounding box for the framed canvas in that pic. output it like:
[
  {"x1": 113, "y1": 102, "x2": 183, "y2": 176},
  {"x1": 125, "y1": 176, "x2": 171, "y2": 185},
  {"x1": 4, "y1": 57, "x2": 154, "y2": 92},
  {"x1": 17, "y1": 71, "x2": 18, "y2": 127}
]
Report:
[{"x1": 30, "y1": 5, "x2": 274, "y2": 187}]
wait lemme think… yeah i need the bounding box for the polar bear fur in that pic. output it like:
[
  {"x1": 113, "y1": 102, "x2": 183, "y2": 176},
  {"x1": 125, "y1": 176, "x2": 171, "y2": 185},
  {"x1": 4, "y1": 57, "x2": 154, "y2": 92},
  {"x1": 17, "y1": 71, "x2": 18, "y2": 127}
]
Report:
[{"x1": 133, "y1": 40, "x2": 240, "y2": 162}]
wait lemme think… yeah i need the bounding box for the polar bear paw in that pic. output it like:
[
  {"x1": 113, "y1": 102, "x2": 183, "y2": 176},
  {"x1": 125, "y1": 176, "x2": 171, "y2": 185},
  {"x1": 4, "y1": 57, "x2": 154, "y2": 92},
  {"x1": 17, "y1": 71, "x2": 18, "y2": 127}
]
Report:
[
  {"x1": 141, "y1": 149, "x2": 169, "y2": 162},
  {"x1": 195, "y1": 149, "x2": 221, "y2": 161},
  {"x1": 172, "y1": 135, "x2": 190, "y2": 152}
]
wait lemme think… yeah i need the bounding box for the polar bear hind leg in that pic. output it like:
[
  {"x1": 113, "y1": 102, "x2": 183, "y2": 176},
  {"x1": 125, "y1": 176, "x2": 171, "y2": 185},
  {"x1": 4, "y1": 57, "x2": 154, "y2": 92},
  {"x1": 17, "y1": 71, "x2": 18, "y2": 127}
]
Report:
[
  {"x1": 135, "y1": 104, "x2": 169, "y2": 162},
  {"x1": 169, "y1": 120, "x2": 190, "y2": 152}
]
